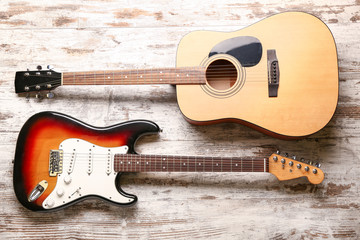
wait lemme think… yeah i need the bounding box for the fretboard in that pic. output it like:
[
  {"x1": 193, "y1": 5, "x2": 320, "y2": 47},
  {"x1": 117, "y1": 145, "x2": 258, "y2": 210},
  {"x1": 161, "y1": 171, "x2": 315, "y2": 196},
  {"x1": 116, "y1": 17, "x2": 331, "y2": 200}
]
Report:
[
  {"x1": 114, "y1": 154, "x2": 269, "y2": 173},
  {"x1": 62, "y1": 67, "x2": 206, "y2": 85}
]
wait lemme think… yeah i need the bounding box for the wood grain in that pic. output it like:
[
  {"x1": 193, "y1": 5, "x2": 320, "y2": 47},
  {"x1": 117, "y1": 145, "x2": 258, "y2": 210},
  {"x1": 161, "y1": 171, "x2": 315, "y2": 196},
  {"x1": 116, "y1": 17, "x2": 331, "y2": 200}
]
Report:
[{"x1": 0, "y1": 0, "x2": 359, "y2": 239}]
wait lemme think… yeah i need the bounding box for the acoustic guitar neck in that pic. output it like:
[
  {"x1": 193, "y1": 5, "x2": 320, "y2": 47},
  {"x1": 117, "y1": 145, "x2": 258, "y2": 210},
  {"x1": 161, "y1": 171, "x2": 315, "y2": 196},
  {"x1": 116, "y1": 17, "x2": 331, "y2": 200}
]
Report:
[{"x1": 62, "y1": 67, "x2": 206, "y2": 86}]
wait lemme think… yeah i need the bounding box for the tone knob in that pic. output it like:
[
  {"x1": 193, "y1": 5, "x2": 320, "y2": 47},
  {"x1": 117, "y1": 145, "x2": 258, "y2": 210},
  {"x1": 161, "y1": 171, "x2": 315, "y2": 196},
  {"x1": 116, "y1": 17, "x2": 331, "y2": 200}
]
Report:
[
  {"x1": 64, "y1": 175, "x2": 72, "y2": 184},
  {"x1": 46, "y1": 198, "x2": 55, "y2": 207},
  {"x1": 56, "y1": 188, "x2": 64, "y2": 197}
]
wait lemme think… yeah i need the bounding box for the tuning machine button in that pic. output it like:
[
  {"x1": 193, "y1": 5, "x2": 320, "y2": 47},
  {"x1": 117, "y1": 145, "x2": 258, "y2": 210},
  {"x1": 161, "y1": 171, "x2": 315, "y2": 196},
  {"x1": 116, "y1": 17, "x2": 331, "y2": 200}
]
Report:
[
  {"x1": 296, "y1": 164, "x2": 301, "y2": 169},
  {"x1": 24, "y1": 86, "x2": 30, "y2": 91},
  {"x1": 289, "y1": 161, "x2": 294, "y2": 167},
  {"x1": 304, "y1": 166, "x2": 310, "y2": 172},
  {"x1": 315, "y1": 163, "x2": 321, "y2": 168},
  {"x1": 281, "y1": 158, "x2": 286, "y2": 164},
  {"x1": 35, "y1": 85, "x2": 41, "y2": 90},
  {"x1": 35, "y1": 92, "x2": 43, "y2": 99},
  {"x1": 312, "y1": 169, "x2": 318, "y2": 174},
  {"x1": 47, "y1": 65, "x2": 54, "y2": 70},
  {"x1": 273, "y1": 156, "x2": 278, "y2": 161},
  {"x1": 37, "y1": 65, "x2": 42, "y2": 70},
  {"x1": 46, "y1": 92, "x2": 55, "y2": 99}
]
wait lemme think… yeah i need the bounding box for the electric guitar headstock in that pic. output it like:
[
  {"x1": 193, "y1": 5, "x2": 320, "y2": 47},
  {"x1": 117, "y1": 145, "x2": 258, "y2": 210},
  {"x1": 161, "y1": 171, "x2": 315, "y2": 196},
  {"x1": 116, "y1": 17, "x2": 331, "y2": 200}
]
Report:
[
  {"x1": 15, "y1": 65, "x2": 62, "y2": 98},
  {"x1": 269, "y1": 151, "x2": 324, "y2": 184}
]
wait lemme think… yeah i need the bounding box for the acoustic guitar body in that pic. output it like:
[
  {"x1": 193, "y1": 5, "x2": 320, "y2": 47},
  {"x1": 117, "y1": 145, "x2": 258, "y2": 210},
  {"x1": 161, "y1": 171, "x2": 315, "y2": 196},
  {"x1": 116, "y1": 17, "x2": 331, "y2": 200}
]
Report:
[{"x1": 176, "y1": 12, "x2": 338, "y2": 139}]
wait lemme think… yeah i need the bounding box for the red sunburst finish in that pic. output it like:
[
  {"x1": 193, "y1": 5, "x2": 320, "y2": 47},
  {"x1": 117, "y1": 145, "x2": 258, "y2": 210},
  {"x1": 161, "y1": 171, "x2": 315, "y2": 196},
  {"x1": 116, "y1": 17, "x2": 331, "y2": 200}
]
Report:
[{"x1": 13, "y1": 112, "x2": 159, "y2": 211}]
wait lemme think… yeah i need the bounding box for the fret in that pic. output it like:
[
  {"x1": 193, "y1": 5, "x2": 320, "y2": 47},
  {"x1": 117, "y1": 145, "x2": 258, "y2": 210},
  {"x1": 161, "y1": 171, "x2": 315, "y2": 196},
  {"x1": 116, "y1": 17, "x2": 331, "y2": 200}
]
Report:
[
  {"x1": 231, "y1": 157, "x2": 233, "y2": 172},
  {"x1": 212, "y1": 156, "x2": 214, "y2": 172},
  {"x1": 264, "y1": 158, "x2": 266, "y2": 172},
  {"x1": 221, "y1": 156, "x2": 223, "y2": 172},
  {"x1": 252, "y1": 158, "x2": 254, "y2": 172},
  {"x1": 172, "y1": 155, "x2": 175, "y2": 172}
]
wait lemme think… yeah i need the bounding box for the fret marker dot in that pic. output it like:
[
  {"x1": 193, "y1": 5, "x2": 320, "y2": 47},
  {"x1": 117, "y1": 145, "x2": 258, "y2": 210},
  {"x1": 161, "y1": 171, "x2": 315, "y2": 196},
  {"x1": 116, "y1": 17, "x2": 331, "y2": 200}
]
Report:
[
  {"x1": 107, "y1": 76, "x2": 110, "y2": 79},
  {"x1": 160, "y1": 79, "x2": 162, "y2": 81},
  {"x1": 163, "y1": 166, "x2": 165, "y2": 169},
  {"x1": 128, "y1": 162, "x2": 130, "y2": 164},
  {"x1": 137, "y1": 162, "x2": 139, "y2": 164},
  {"x1": 146, "y1": 162, "x2": 149, "y2": 165},
  {"x1": 199, "y1": 163, "x2": 201, "y2": 165},
  {"x1": 160, "y1": 71, "x2": 162, "y2": 74},
  {"x1": 183, "y1": 163, "x2": 186, "y2": 166},
  {"x1": 235, "y1": 164, "x2": 238, "y2": 166},
  {"x1": 140, "y1": 75, "x2": 142, "y2": 78},
  {"x1": 216, "y1": 163, "x2": 219, "y2": 166},
  {"x1": 186, "y1": 74, "x2": 189, "y2": 77},
  {"x1": 163, "y1": 158, "x2": 166, "y2": 161},
  {"x1": 120, "y1": 161, "x2": 123, "y2": 164},
  {"x1": 177, "y1": 74, "x2": 179, "y2": 77},
  {"x1": 125, "y1": 76, "x2": 127, "y2": 78}
]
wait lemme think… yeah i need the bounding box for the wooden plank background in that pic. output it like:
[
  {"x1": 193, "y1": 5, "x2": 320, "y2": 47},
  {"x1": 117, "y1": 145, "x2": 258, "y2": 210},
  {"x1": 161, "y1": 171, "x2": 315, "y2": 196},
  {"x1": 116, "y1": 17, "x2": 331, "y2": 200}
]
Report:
[{"x1": 0, "y1": 0, "x2": 359, "y2": 239}]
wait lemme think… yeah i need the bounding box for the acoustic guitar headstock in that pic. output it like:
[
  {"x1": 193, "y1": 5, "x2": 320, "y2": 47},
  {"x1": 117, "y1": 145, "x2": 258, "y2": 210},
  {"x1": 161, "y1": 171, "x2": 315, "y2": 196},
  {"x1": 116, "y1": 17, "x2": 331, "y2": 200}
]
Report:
[
  {"x1": 269, "y1": 151, "x2": 324, "y2": 184},
  {"x1": 15, "y1": 65, "x2": 62, "y2": 98}
]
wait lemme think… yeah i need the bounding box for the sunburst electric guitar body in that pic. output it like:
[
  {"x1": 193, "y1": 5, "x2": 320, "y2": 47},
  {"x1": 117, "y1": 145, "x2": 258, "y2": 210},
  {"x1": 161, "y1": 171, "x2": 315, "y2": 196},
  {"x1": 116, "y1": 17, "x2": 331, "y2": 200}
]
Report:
[{"x1": 176, "y1": 12, "x2": 338, "y2": 138}]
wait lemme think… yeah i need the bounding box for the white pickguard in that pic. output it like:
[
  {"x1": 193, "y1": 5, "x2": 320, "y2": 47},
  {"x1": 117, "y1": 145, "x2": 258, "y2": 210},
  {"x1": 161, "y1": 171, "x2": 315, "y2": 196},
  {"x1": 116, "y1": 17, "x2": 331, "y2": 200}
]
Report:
[{"x1": 43, "y1": 139, "x2": 133, "y2": 209}]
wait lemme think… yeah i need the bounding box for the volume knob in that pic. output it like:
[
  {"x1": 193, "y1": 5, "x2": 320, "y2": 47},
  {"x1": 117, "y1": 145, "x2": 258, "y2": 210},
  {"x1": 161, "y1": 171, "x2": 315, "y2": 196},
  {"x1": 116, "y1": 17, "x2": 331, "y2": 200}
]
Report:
[{"x1": 64, "y1": 175, "x2": 72, "y2": 184}]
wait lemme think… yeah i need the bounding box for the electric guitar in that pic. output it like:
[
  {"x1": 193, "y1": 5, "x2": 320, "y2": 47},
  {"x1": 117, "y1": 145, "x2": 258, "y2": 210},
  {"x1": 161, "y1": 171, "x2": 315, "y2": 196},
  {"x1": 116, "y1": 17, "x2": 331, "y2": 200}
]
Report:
[
  {"x1": 14, "y1": 112, "x2": 324, "y2": 211},
  {"x1": 14, "y1": 12, "x2": 338, "y2": 139}
]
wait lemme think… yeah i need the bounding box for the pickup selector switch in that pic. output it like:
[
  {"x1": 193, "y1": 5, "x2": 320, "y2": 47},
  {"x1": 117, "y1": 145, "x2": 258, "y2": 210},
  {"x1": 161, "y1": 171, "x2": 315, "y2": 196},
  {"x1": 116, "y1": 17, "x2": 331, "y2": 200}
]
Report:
[{"x1": 64, "y1": 175, "x2": 72, "y2": 184}]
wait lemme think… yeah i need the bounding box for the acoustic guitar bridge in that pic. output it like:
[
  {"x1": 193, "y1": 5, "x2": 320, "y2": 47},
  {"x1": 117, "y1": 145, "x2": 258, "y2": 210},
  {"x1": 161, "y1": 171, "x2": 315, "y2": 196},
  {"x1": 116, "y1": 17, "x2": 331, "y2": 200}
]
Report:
[{"x1": 267, "y1": 49, "x2": 280, "y2": 97}]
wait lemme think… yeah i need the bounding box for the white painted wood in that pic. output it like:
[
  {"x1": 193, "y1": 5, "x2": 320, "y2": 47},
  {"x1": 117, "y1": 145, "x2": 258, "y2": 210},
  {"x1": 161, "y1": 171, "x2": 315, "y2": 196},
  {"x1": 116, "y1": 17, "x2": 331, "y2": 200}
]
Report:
[{"x1": 0, "y1": 0, "x2": 359, "y2": 239}]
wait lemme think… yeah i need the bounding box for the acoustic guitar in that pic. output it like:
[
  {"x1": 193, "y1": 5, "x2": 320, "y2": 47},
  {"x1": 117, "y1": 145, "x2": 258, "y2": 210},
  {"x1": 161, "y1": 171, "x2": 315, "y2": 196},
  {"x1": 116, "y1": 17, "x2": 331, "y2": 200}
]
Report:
[
  {"x1": 14, "y1": 112, "x2": 324, "y2": 211},
  {"x1": 14, "y1": 12, "x2": 338, "y2": 139}
]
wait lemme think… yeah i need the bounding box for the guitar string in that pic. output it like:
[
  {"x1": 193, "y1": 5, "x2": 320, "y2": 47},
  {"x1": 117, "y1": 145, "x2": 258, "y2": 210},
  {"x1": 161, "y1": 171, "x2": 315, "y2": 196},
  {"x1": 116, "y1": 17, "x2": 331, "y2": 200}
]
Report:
[
  {"x1": 23, "y1": 65, "x2": 270, "y2": 88},
  {"x1": 50, "y1": 152, "x2": 269, "y2": 172}
]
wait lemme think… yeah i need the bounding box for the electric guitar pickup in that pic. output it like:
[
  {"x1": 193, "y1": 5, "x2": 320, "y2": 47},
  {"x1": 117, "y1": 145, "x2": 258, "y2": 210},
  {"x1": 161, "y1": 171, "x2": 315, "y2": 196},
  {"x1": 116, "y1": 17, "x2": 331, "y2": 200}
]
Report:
[
  {"x1": 14, "y1": 112, "x2": 324, "y2": 211},
  {"x1": 14, "y1": 12, "x2": 338, "y2": 139}
]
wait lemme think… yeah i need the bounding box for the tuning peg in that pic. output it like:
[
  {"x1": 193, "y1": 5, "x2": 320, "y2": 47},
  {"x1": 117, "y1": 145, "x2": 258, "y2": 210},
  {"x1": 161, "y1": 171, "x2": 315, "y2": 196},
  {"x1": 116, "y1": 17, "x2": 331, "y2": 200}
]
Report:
[
  {"x1": 292, "y1": 155, "x2": 296, "y2": 160},
  {"x1": 35, "y1": 92, "x2": 43, "y2": 99},
  {"x1": 37, "y1": 65, "x2": 42, "y2": 70},
  {"x1": 276, "y1": 150, "x2": 280, "y2": 154},
  {"x1": 284, "y1": 152, "x2": 289, "y2": 157},
  {"x1": 309, "y1": 160, "x2": 313, "y2": 165},
  {"x1": 300, "y1": 158, "x2": 305, "y2": 162},
  {"x1": 46, "y1": 92, "x2": 55, "y2": 99},
  {"x1": 47, "y1": 65, "x2": 54, "y2": 70},
  {"x1": 315, "y1": 162, "x2": 321, "y2": 168}
]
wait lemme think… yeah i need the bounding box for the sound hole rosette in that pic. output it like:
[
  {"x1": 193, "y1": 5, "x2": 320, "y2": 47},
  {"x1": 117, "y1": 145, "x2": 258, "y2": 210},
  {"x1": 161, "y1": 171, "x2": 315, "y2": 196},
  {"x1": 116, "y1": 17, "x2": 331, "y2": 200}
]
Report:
[{"x1": 200, "y1": 54, "x2": 246, "y2": 99}]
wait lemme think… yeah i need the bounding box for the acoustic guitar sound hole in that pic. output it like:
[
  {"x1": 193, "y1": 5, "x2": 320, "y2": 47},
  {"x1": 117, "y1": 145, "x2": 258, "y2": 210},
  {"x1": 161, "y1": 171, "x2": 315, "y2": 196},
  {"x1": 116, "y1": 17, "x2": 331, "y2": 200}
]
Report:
[{"x1": 206, "y1": 59, "x2": 237, "y2": 91}]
